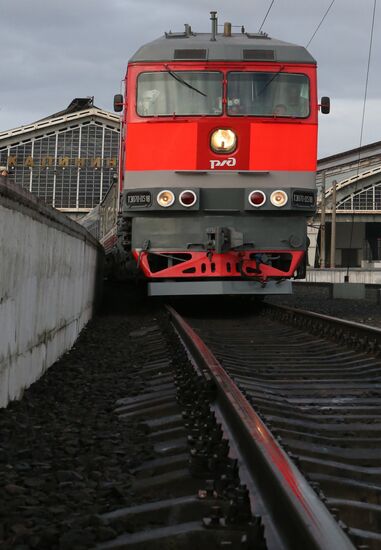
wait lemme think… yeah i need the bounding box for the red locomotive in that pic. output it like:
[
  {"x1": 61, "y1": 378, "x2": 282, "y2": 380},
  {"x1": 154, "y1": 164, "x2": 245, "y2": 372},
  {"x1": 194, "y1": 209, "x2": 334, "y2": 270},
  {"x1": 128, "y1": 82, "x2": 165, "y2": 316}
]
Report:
[{"x1": 105, "y1": 12, "x2": 329, "y2": 295}]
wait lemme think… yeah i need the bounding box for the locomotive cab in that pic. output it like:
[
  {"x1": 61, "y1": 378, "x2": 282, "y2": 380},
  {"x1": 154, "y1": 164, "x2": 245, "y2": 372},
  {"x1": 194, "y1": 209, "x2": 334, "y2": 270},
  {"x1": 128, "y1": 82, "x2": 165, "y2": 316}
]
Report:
[{"x1": 113, "y1": 13, "x2": 323, "y2": 296}]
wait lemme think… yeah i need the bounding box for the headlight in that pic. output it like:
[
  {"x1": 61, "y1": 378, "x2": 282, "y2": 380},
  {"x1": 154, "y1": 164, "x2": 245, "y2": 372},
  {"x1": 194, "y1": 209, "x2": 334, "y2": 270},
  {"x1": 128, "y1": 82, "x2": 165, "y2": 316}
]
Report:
[
  {"x1": 270, "y1": 190, "x2": 288, "y2": 207},
  {"x1": 179, "y1": 190, "x2": 197, "y2": 207},
  {"x1": 248, "y1": 190, "x2": 266, "y2": 207},
  {"x1": 157, "y1": 190, "x2": 175, "y2": 207},
  {"x1": 210, "y1": 129, "x2": 237, "y2": 153}
]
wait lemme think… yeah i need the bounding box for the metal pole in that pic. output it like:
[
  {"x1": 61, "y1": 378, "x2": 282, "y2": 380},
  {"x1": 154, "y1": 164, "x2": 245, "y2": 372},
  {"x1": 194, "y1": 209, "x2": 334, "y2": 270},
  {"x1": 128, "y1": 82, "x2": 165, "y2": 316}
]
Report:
[
  {"x1": 210, "y1": 11, "x2": 217, "y2": 41},
  {"x1": 320, "y1": 172, "x2": 326, "y2": 268},
  {"x1": 330, "y1": 179, "x2": 337, "y2": 268}
]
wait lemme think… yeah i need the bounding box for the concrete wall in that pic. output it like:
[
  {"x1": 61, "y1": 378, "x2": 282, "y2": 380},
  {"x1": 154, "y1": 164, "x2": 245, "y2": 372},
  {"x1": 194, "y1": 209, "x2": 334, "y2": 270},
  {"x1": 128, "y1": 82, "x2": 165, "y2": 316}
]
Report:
[
  {"x1": 305, "y1": 268, "x2": 381, "y2": 284},
  {"x1": 0, "y1": 178, "x2": 103, "y2": 407}
]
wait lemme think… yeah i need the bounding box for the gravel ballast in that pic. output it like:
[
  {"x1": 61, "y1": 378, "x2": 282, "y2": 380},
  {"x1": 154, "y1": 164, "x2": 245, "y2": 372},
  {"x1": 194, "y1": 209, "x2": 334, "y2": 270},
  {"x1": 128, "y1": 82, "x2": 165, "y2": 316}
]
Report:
[{"x1": 0, "y1": 287, "x2": 160, "y2": 549}]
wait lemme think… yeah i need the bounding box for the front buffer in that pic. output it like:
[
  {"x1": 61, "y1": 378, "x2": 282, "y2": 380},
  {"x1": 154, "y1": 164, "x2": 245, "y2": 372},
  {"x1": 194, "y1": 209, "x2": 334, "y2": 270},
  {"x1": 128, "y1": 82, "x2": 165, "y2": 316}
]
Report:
[
  {"x1": 128, "y1": 210, "x2": 309, "y2": 296},
  {"x1": 133, "y1": 247, "x2": 303, "y2": 296}
]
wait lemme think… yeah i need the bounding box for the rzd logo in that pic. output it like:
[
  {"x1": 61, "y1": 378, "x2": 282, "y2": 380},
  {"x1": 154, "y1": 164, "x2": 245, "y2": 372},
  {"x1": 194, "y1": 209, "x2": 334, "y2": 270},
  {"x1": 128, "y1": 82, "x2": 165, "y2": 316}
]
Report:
[{"x1": 210, "y1": 157, "x2": 237, "y2": 170}]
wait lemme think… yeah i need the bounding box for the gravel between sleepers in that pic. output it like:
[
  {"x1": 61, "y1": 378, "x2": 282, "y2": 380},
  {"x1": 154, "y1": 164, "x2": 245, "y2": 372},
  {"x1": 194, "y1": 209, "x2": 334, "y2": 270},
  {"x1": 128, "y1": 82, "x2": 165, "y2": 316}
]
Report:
[
  {"x1": 0, "y1": 285, "x2": 162, "y2": 550},
  {"x1": 266, "y1": 283, "x2": 381, "y2": 328}
]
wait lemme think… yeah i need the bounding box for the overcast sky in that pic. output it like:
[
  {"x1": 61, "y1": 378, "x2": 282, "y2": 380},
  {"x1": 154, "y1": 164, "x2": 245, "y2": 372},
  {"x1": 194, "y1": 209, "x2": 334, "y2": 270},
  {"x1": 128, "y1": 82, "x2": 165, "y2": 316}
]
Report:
[{"x1": 0, "y1": 0, "x2": 380, "y2": 158}]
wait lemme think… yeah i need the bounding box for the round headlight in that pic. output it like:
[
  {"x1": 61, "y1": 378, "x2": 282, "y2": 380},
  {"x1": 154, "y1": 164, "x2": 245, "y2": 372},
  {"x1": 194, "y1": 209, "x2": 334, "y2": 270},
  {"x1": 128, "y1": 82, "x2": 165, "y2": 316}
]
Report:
[
  {"x1": 270, "y1": 190, "x2": 288, "y2": 207},
  {"x1": 248, "y1": 190, "x2": 266, "y2": 207},
  {"x1": 210, "y1": 129, "x2": 237, "y2": 154},
  {"x1": 179, "y1": 190, "x2": 197, "y2": 207},
  {"x1": 157, "y1": 190, "x2": 175, "y2": 208}
]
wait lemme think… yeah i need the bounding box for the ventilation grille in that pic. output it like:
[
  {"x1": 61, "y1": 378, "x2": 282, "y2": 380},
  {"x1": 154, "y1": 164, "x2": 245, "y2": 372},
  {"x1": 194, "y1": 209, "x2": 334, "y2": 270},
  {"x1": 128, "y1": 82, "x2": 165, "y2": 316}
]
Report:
[
  {"x1": 243, "y1": 49, "x2": 275, "y2": 60},
  {"x1": 174, "y1": 49, "x2": 207, "y2": 60}
]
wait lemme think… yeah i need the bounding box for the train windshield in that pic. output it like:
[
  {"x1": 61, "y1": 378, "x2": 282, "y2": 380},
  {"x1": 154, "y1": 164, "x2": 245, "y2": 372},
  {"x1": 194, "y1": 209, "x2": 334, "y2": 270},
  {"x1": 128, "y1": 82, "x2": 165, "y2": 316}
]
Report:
[
  {"x1": 137, "y1": 72, "x2": 223, "y2": 116},
  {"x1": 227, "y1": 72, "x2": 310, "y2": 117}
]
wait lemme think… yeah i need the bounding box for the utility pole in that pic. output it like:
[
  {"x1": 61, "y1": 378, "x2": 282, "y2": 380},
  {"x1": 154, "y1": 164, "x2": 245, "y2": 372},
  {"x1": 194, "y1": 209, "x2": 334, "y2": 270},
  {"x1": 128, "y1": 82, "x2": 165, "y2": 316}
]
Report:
[
  {"x1": 330, "y1": 179, "x2": 337, "y2": 268},
  {"x1": 320, "y1": 171, "x2": 326, "y2": 268}
]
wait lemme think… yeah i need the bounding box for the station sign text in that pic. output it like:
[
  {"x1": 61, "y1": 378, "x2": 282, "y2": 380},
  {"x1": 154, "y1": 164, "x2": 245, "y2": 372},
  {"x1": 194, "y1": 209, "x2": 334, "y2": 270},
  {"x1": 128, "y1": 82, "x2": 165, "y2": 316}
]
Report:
[{"x1": 3, "y1": 156, "x2": 118, "y2": 169}]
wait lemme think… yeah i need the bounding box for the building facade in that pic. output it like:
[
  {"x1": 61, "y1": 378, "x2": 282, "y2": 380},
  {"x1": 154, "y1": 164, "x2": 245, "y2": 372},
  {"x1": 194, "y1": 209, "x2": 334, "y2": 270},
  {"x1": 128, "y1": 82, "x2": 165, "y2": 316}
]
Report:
[
  {"x1": 0, "y1": 98, "x2": 120, "y2": 218},
  {"x1": 309, "y1": 141, "x2": 381, "y2": 268}
]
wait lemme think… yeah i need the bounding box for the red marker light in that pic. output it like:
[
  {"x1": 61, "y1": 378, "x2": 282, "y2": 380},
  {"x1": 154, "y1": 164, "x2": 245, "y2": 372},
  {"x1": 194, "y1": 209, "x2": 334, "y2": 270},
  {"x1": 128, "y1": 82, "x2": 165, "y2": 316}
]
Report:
[
  {"x1": 249, "y1": 190, "x2": 266, "y2": 207},
  {"x1": 179, "y1": 190, "x2": 197, "y2": 207}
]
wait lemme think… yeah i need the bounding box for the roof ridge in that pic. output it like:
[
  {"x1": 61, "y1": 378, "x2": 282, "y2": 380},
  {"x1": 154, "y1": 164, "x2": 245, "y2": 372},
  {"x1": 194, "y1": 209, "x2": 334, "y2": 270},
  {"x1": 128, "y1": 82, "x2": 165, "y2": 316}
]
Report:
[{"x1": 0, "y1": 107, "x2": 119, "y2": 142}]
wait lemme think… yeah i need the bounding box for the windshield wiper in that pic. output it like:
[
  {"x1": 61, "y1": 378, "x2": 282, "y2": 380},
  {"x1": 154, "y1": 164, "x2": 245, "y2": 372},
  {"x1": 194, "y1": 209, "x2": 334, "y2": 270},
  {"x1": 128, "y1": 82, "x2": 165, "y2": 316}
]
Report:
[
  {"x1": 257, "y1": 65, "x2": 285, "y2": 97},
  {"x1": 166, "y1": 69, "x2": 207, "y2": 97}
]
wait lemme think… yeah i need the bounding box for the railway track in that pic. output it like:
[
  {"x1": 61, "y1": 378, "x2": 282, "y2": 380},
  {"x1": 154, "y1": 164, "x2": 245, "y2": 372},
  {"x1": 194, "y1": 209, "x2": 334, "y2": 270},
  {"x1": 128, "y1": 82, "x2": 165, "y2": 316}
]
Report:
[
  {"x1": 5, "y1": 293, "x2": 378, "y2": 549},
  {"x1": 95, "y1": 320, "x2": 268, "y2": 549},
  {"x1": 95, "y1": 303, "x2": 365, "y2": 550},
  {"x1": 177, "y1": 302, "x2": 381, "y2": 550}
]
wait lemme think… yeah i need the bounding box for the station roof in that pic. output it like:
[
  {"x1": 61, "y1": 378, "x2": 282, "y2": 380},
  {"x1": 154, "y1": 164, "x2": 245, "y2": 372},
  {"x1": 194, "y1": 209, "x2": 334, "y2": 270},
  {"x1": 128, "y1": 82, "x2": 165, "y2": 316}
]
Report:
[
  {"x1": 318, "y1": 140, "x2": 381, "y2": 171},
  {"x1": 0, "y1": 98, "x2": 119, "y2": 147},
  {"x1": 40, "y1": 97, "x2": 98, "y2": 120},
  {"x1": 129, "y1": 30, "x2": 316, "y2": 65}
]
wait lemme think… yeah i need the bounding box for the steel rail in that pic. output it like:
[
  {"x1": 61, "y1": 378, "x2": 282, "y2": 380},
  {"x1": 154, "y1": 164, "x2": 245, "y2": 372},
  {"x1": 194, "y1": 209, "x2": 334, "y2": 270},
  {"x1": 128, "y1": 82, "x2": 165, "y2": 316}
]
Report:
[
  {"x1": 263, "y1": 302, "x2": 381, "y2": 351},
  {"x1": 167, "y1": 305, "x2": 355, "y2": 550}
]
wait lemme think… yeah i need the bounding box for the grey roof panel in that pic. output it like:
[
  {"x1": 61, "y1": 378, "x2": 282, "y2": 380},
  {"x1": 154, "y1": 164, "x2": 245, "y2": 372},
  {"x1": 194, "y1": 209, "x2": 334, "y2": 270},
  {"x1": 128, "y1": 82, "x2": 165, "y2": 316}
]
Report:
[{"x1": 129, "y1": 33, "x2": 316, "y2": 64}]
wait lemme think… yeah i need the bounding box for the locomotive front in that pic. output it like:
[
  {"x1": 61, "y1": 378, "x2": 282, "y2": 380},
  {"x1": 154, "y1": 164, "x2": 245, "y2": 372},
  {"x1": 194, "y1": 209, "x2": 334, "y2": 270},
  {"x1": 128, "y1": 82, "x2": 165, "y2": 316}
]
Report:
[{"x1": 114, "y1": 14, "x2": 328, "y2": 295}]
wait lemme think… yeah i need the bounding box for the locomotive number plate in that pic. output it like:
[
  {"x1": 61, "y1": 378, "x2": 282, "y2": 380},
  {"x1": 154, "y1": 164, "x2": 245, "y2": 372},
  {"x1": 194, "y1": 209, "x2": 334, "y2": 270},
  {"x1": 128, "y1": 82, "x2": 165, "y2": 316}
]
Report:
[
  {"x1": 292, "y1": 190, "x2": 315, "y2": 208},
  {"x1": 126, "y1": 191, "x2": 152, "y2": 207}
]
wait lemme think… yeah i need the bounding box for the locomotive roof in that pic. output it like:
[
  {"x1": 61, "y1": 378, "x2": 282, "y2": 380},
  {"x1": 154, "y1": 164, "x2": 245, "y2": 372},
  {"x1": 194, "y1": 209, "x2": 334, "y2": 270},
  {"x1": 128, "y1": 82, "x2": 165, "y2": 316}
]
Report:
[{"x1": 129, "y1": 32, "x2": 316, "y2": 65}]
